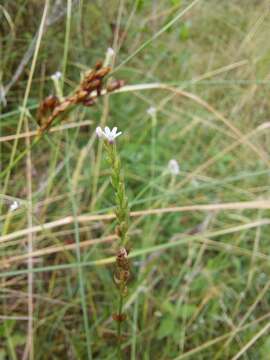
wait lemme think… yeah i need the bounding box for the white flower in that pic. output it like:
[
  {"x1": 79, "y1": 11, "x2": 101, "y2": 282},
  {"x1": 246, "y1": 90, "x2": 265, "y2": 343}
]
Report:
[
  {"x1": 104, "y1": 47, "x2": 115, "y2": 67},
  {"x1": 168, "y1": 159, "x2": 180, "y2": 175},
  {"x1": 147, "y1": 106, "x2": 156, "y2": 117},
  {"x1": 96, "y1": 126, "x2": 122, "y2": 142},
  {"x1": 107, "y1": 47, "x2": 115, "y2": 57},
  {"x1": 10, "y1": 200, "x2": 19, "y2": 212},
  {"x1": 51, "y1": 71, "x2": 62, "y2": 81}
]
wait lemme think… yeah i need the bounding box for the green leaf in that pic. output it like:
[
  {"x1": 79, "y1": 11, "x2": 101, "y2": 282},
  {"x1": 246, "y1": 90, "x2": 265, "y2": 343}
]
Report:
[
  {"x1": 176, "y1": 304, "x2": 197, "y2": 319},
  {"x1": 171, "y1": 0, "x2": 181, "y2": 6},
  {"x1": 12, "y1": 334, "x2": 26, "y2": 346},
  {"x1": 260, "y1": 336, "x2": 270, "y2": 357},
  {"x1": 157, "y1": 315, "x2": 175, "y2": 339},
  {"x1": 179, "y1": 22, "x2": 191, "y2": 41}
]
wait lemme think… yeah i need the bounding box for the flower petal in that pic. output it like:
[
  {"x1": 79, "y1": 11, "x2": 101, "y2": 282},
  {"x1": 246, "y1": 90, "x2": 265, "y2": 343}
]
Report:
[
  {"x1": 95, "y1": 126, "x2": 122, "y2": 142},
  {"x1": 96, "y1": 127, "x2": 103, "y2": 138},
  {"x1": 115, "y1": 131, "x2": 122, "y2": 138},
  {"x1": 104, "y1": 127, "x2": 111, "y2": 136}
]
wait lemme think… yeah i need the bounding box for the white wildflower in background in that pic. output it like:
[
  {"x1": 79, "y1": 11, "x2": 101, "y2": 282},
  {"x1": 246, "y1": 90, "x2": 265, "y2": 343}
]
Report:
[
  {"x1": 51, "y1": 71, "x2": 62, "y2": 81},
  {"x1": 107, "y1": 47, "x2": 115, "y2": 57},
  {"x1": 104, "y1": 47, "x2": 115, "y2": 67},
  {"x1": 147, "y1": 106, "x2": 156, "y2": 117},
  {"x1": 168, "y1": 159, "x2": 180, "y2": 175},
  {"x1": 96, "y1": 126, "x2": 122, "y2": 143},
  {"x1": 10, "y1": 200, "x2": 19, "y2": 212},
  {"x1": 0, "y1": 85, "x2": 7, "y2": 107},
  {"x1": 51, "y1": 71, "x2": 63, "y2": 100}
]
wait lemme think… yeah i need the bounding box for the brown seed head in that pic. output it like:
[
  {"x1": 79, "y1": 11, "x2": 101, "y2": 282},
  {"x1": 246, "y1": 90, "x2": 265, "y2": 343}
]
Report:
[
  {"x1": 106, "y1": 79, "x2": 125, "y2": 92},
  {"x1": 37, "y1": 95, "x2": 60, "y2": 125},
  {"x1": 112, "y1": 313, "x2": 127, "y2": 322},
  {"x1": 94, "y1": 67, "x2": 111, "y2": 79},
  {"x1": 117, "y1": 247, "x2": 128, "y2": 259},
  {"x1": 95, "y1": 61, "x2": 103, "y2": 70}
]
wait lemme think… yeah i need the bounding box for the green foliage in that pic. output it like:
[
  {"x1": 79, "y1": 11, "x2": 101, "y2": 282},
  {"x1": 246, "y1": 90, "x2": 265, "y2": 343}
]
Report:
[
  {"x1": 1, "y1": 0, "x2": 270, "y2": 358},
  {"x1": 158, "y1": 315, "x2": 175, "y2": 339},
  {"x1": 260, "y1": 337, "x2": 270, "y2": 359}
]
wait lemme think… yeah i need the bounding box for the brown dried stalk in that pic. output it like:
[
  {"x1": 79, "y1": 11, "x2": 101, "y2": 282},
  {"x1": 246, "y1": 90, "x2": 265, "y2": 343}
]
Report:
[{"x1": 37, "y1": 61, "x2": 124, "y2": 134}]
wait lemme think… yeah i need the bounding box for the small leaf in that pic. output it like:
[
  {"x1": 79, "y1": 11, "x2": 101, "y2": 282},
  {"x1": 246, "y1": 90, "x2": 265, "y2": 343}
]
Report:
[
  {"x1": 176, "y1": 304, "x2": 196, "y2": 319},
  {"x1": 260, "y1": 336, "x2": 270, "y2": 357},
  {"x1": 157, "y1": 316, "x2": 175, "y2": 339}
]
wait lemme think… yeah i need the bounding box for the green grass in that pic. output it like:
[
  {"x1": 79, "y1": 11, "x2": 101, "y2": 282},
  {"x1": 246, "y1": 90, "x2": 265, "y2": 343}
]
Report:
[{"x1": 1, "y1": 0, "x2": 270, "y2": 359}]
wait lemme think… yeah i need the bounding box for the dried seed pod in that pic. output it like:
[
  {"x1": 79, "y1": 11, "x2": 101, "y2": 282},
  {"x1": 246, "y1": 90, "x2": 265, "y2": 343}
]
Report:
[
  {"x1": 116, "y1": 248, "x2": 130, "y2": 270},
  {"x1": 112, "y1": 313, "x2": 127, "y2": 322},
  {"x1": 82, "y1": 69, "x2": 96, "y2": 85},
  {"x1": 81, "y1": 78, "x2": 101, "y2": 93},
  {"x1": 117, "y1": 247, "x2": 128, "y2": 258},
  {"x1": 122, "y1": 270, "x2": 130, "y2": 282},
  {"x1": 115, "y1": 225, "x2": 121, "y2": 237},
  {"x1": 37, "y1": 95, "x2": 60, "y2": 125},
  {"x1": 75, "y1": 89, "x2": 88, "y2": 102},
  {"x1": 106, "y1": 79, "x2": 125, "y2": 93},
  {"x1": 95, "y1": 61, "x2": 103, "y2": 70},
  {"x1": 83, "y1": 98, "x2": 96, "y2": 107},
  {"x1": 94, "y1": 67, "x2": 111, "y2": 80},
  {"x1": 113, "y1": 271, "x2": 122, "y2": 285},
  {"x1": 120, "y1": 259, "x2": 130, "y2": 271},
  {"x1": 37, "y1": 62, "x2": 117, "y2": 134}
]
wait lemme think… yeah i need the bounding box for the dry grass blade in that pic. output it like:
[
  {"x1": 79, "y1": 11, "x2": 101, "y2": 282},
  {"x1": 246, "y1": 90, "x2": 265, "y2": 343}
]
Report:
[
  {"x1": 0, "y1": 120, "x2": 92, "y2": 142},
  {"x1": 174, "y1": 312, "x2": 270, "y2": 360},
  {"x1": 1, "y1": 200, "x2": 269, "y2": 245},
  {"x1": 231, "y1": 321, "x2": 270, "y2": 360},
  {"x1": 0, "y1": 235, "x2": 117, "y2": 268}
]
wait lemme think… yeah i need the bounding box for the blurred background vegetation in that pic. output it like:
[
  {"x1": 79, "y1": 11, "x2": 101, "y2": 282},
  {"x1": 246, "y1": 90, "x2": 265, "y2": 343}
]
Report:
[{"x1": 1, "y1": 0, "x2": 270, "y2": 359}]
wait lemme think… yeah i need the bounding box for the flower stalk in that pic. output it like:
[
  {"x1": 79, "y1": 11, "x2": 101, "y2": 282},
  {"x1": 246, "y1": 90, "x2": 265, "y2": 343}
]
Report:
[{"x1": 96, "y1": 127, "x2": 131, "y2": 354}]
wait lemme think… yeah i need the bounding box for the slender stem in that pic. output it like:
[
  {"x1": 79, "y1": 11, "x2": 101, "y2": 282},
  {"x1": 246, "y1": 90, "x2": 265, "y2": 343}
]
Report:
[
  {"x1": 61, "y1": 0, "x2": 72, "y2": 92},
  {"x1": 65, "y1": 133, "x2": 92, "y2": 359},
  {"x1": 117, "y1": 294, "x2": 124, "y2": 352},
  {"x1": 101, "y1": 138, "x2": 130, "y2": 356},
  {"x1": 22, "y1": 94, "x2": 34, "y2": 360},
  {"x1": 0, "y1": 136, "x2": 40, "y2": 180}
]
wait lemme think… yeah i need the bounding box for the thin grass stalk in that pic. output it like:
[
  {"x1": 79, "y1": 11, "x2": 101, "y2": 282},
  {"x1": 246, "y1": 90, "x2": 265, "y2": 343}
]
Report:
[
  {"x1": 0, "y1": 0, "x2": 49, "y2": 209},
  {"x1": 65, "y1": 132, "x2": 93, "y2": 359}
]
